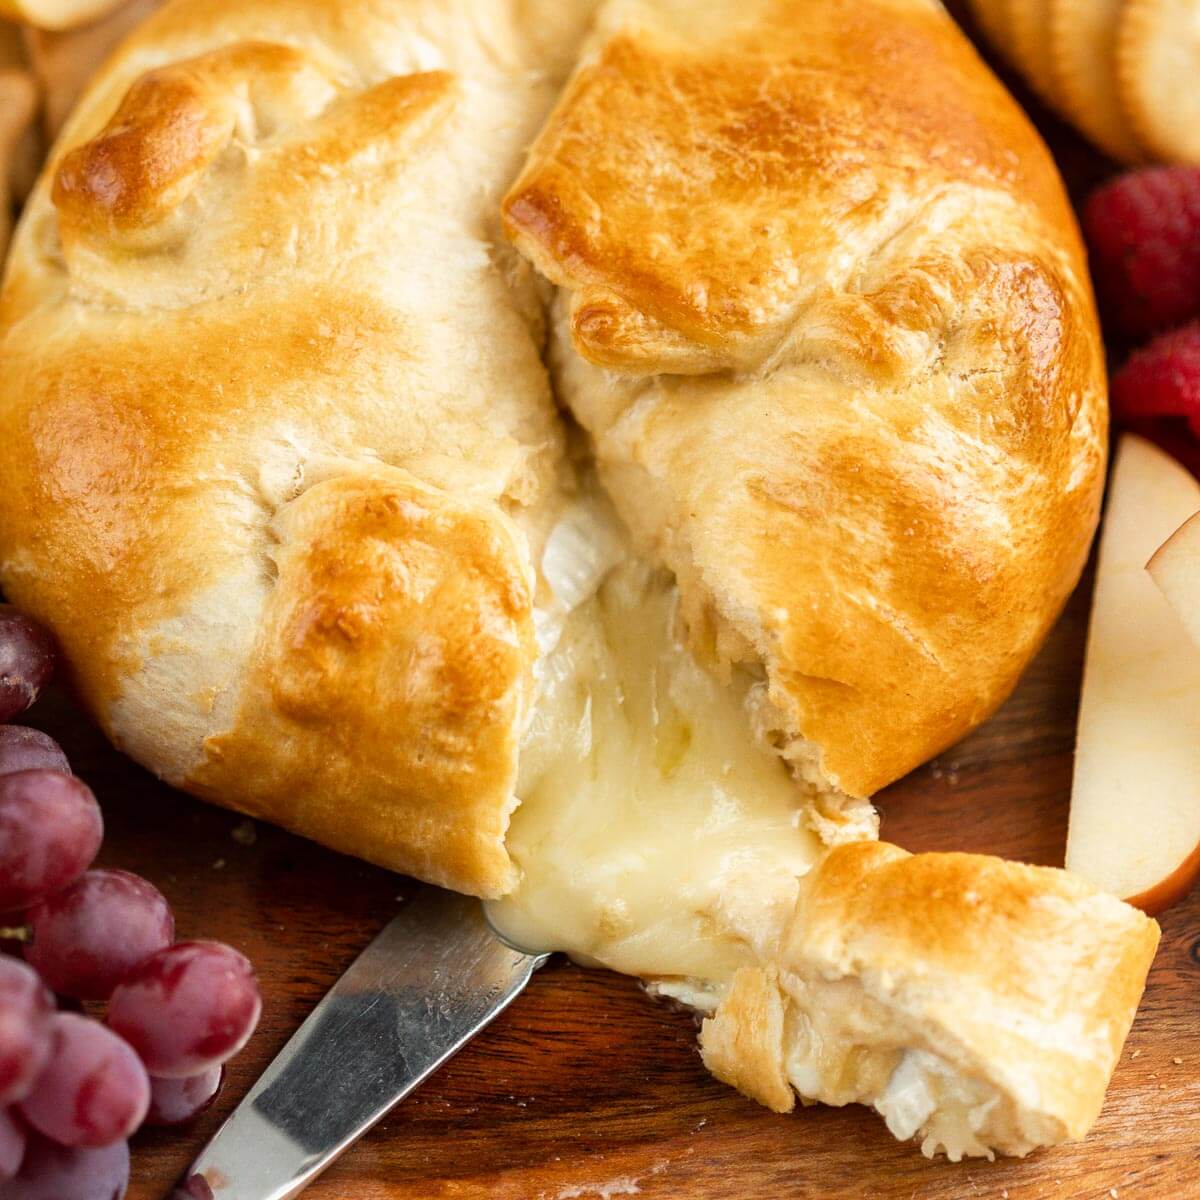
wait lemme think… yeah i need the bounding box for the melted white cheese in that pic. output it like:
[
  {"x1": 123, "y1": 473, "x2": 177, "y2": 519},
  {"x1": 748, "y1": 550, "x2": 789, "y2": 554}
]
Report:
[
  {"x1": 486, "y1": 544, "x2": 823, "y2": 982},
  {"x1": 484, "y1": 505, "x2": 1029, "y2": 1160},
  {"x1": 874, "y1": 1049, "x2": 1040, "y2": 1161}
]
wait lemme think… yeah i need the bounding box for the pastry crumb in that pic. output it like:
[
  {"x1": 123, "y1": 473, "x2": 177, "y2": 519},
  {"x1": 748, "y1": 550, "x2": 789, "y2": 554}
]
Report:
[
  {"x1": 1131, "y1": 1049, "x2": 1141, "y2": 1059},
  {"x1": 1173, "y1": 1056, "x2": 1183, "y2": 1065},
  {"x1": 1110, "y1": 1190, "x2": 1119, "y2": 1199},
  {"x1": 231, "y1": 819, "x2": 257, "y2": 845}
]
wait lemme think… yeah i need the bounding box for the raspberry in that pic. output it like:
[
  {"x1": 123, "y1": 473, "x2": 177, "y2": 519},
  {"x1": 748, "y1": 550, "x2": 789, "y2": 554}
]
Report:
[
  {"x1": 1111, "y1": 322, "x2": 1200, "y2": 437},
  {"x1": 1083, "y1": 167, "x2": 1200, "y2": 340}
]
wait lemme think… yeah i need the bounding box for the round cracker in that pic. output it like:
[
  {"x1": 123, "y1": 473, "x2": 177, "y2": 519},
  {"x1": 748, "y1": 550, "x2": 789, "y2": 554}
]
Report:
[
  {"x1": 1118, "y1": 0, "x2": 1200, "y2": 163},
  {"x1": 1049, "y1": 0, "x2": 1144, "y2": 163},
  {"x1": 1006, "y1": 0, "x2": 1061, "y2": 104}
]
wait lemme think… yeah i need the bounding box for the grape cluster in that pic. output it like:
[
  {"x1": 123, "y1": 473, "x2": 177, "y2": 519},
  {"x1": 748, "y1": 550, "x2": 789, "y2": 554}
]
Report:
[{"x1": 0, "y1": 605, "x2": 262, "y2": 1198}]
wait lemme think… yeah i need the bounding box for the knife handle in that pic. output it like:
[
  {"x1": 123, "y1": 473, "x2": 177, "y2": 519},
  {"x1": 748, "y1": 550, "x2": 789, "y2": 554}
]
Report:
[{"x1": 182, "y1": 889, "x2": 548, "y2": 1200}]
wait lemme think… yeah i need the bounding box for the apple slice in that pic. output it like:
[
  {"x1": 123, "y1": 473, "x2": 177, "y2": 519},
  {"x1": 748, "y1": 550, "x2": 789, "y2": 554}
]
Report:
[
  {"x1": 1067, "y1": 434, "x2": 1200, "y2": 914},
  {"x1": 1148, "y1": 509, "x2": 1200, "y2": 649}
]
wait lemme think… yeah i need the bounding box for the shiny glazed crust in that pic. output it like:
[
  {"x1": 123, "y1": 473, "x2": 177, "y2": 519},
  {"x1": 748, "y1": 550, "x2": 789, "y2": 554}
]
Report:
[{"x1": 504, "y1": 0, "x2": 1106, "y2": 799}]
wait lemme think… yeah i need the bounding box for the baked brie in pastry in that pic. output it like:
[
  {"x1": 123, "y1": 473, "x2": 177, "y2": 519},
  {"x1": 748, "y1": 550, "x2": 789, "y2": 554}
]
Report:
[{"x1": 0, "y1": 0, "x2": 1158, "y2": 1161}]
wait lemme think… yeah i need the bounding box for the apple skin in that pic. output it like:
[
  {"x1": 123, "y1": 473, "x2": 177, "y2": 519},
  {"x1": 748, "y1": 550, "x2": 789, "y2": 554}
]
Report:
[
  {"x1": 1068, "y1": 434, "x2": 1200, "y2": 914},
  {"x1": 1125, "y1": 837, "x2": 1200, "y2": 916}
]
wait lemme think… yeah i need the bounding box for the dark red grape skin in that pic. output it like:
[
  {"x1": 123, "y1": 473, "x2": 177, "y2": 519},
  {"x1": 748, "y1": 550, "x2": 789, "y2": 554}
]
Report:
[
  {"x1": 0, "y1": 771, "x2": 102, "y2": 912},
  {"x1": 0, "y1": 959, "x2": 53, "y2": 1108},
  {"x1": 0, "y1": 607, "x2": 56, "y2": 724},
  {"x1": 108, "y1": 941, "x2": 261, "y2": 1078},
  {"x1": 3, "y1": 1132, "x2": 129, "y2": 1200},
  {"x1": 145, "y1": 1065, "x2": 223, "y2": 1126},
  {"x1": 18, "y1": 1014, "x2": 149, "y2": 1148},
  {"x1": 0, "y1": 1106, "x2": 26, "y2": 1179},
  {"x1": 0, "y1": 728, "x2": 69, "y2": 778},
  {"x1": 25, "y1": 870, "x2": 175, "y2": 1002}
]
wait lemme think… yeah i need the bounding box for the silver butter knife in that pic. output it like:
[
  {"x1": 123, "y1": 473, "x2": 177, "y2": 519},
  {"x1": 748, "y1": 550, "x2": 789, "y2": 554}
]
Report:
[{"x1": 178, "y1": 888, "x2": 548, "y2": 1200}]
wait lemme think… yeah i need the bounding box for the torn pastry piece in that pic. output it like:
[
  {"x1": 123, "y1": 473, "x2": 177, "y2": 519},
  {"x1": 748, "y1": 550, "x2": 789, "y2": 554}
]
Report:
[
  {"x1": 504, "y1": 0, "x2": 1106, "y2": 812},
  {"x1": 699, "y1": 843, "x2": 1158, "y2": 1159},
  {"x1": 495, "y1": 0, "x2": 1153, "y2": 1157}
]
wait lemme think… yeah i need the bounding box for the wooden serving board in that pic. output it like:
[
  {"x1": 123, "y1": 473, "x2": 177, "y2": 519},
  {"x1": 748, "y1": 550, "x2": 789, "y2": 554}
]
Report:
[
  {"x1": 9, "y1": 7, "x2": 1200, "y2": 1197},
  {"x1": 33, "y1": 563, "x2": 1197, "y2": 1200}
]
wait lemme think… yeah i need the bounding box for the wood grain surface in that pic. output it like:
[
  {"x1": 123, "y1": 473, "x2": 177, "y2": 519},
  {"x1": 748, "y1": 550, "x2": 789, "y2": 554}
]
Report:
[
  {"x1": 8, "y1": 5, "x2": 1200, "y2": 1198},
  {"x1": 30, "y1": 562, "x2": 1199, "y2": 1200}
]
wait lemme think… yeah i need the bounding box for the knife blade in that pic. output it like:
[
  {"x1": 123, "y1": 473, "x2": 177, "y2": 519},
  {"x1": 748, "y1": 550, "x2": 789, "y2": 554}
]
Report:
[{"x1": 178, "y1": 888, "x2": 549, "y2": 1200}]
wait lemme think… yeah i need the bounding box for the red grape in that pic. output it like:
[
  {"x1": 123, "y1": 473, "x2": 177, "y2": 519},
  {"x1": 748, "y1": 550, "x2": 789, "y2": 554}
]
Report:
[
  {"x1": 0, "y1": 959, "x2": 53, "y2": 1107},
  {"x1": 0, "y1": 1106, "x2": 26, "y2": 1179},
  {"x1": 0, "y1": 607, "x2": 56, "y2": 724},
  {"x1": 18, "y1": 1014, "x2": 148, "y2": 1148},
  {"x1": 145, "y1": 1065, "x2": 223, "y2": 1126},
  {"x1": 25, "y1": 870, "x2": 174, "y2": 1002},
  {"x1": 0, "y1": 728, "x2": 69, "y2": 778},
  {"x1": 0, "y1": 771, "x2": 102, "y2": 911},
  {"x1": 3, "y1": 1132, "x2": 128, "y2": 1199},
  {"x1": 108, "y1": 942, "x2": 261, "y2": 1078}
]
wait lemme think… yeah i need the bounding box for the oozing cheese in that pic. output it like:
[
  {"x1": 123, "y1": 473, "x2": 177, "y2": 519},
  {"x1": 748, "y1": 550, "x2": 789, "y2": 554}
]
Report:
[
  {"x1": 485, "y1": 519, "x2": 823, "y2": 983},
  {"x1": 485, "y1": 504, "x2": 1040, "y2": 1161}
]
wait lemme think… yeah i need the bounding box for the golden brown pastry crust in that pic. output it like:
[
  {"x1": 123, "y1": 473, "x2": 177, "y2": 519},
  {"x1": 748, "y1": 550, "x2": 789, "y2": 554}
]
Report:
[
  {"x1": 504, "y1": 0, "x2": 1106, "y2": 799},
  {"x1": 189, "y1": 464, "x2": 536, "y2": 894},
  {"x1": 699, "y1": 964, "x2": 794, "y2": 1114},
  {"x1": 0, "y1": 0, "x2": 593, "y2": 895},
  {"x1": 701, "y1": 842, "x2": 1160, "y2": 1154}
]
